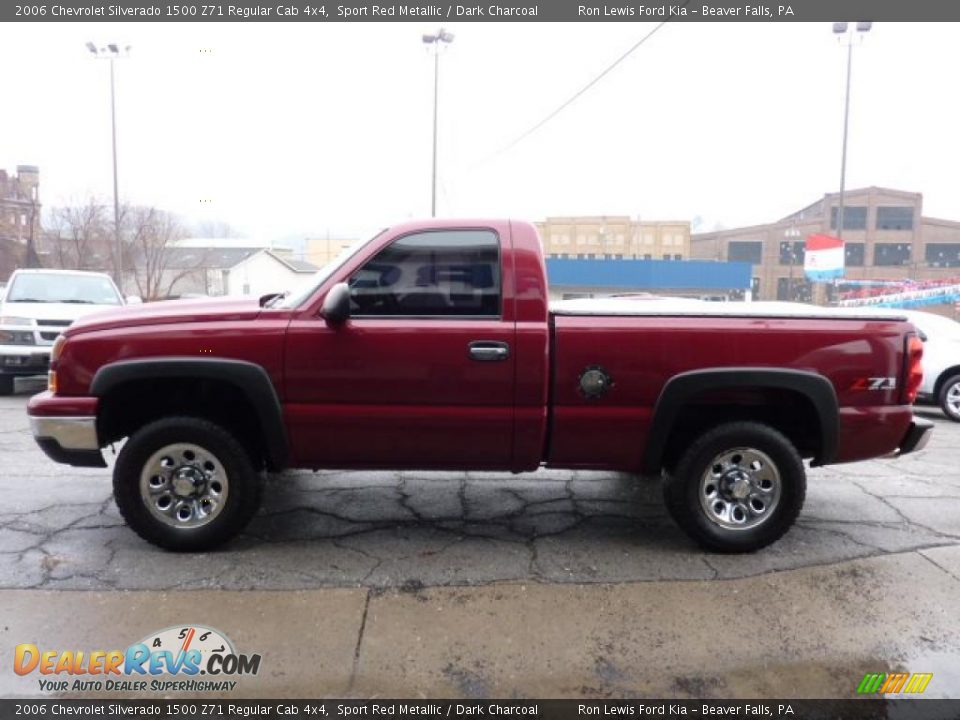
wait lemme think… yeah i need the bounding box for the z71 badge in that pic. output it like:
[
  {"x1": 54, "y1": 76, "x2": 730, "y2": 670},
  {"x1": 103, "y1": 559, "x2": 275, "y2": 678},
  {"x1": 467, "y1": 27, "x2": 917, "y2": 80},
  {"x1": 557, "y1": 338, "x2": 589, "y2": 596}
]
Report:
[{"x1": 851, "y1": 377, "x2": 897, "y2": 391}]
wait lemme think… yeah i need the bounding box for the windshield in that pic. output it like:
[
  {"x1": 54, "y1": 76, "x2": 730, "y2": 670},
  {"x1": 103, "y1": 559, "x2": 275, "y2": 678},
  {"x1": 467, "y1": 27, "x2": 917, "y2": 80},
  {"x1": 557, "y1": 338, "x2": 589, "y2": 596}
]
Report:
[
  {"x1": 276, "y1": 231, "x2": 385, "y2": 309},
  {"x1": 5, "y1": 273, "x2": 122, "y2": 305}
]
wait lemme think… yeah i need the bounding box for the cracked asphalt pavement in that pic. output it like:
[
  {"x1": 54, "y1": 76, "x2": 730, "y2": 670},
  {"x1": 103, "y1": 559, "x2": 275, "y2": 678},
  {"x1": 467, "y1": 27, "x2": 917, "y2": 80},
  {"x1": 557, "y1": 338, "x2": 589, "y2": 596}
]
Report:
[{"x1": 3, "y1": 376, "x2": 960, "y2": 698}]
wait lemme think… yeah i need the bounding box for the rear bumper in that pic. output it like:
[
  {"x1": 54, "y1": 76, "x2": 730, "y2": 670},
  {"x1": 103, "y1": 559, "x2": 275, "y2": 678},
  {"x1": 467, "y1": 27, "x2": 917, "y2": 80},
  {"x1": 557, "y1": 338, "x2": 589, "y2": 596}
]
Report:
[
  {"x1": 897, "y1": 417, "x2": 935, "y2": 456},
  {"x1": 28, "y1": 392, "x2": 105, "y2": 468}
]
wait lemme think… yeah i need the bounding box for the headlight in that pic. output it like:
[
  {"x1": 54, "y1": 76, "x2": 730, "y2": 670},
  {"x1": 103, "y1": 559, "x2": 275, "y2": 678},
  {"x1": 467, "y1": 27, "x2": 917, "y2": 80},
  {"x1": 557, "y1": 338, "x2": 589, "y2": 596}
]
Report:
[
  {"x1": 0, "y1": 316, "x2": 33, "y2": 326},
  {"x1": 0, "y1": 330, "x2": 35, "y2": 345}
]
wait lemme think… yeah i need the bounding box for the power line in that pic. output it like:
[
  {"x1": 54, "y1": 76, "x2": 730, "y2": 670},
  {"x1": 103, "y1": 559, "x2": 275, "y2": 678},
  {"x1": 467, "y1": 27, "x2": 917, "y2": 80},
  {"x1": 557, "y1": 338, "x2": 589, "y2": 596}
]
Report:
[{"x1": 483, "y1": 7, "x2": 689, "y2": 163}]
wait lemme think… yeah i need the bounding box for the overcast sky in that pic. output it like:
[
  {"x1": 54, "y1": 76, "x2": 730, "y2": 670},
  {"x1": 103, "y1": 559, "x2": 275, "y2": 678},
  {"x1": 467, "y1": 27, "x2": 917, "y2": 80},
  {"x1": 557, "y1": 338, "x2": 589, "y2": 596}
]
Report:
[{"x1": 2, "y1": 21, "x2": 957, "y2": 240}]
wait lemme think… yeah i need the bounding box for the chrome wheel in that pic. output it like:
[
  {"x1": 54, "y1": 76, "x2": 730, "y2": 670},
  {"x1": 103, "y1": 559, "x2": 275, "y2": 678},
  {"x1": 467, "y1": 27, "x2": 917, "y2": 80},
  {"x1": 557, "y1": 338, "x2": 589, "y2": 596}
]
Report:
[
  {"x1": 139, "y1": 443, "x2": 229, "y2": 529},
  {"x1": 699, "y1": 447, "x2": 781, "y2": 531},
  {"x1": 945, "y1": 382, "x2": 960, "y2": 419}
]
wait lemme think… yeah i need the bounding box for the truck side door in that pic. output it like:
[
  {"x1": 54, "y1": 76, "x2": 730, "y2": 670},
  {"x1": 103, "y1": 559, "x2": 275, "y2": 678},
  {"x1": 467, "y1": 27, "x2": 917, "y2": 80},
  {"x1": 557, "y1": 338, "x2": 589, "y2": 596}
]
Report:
[{"x1": 283, "y1": 227, "x2": 516, "y2": 469}]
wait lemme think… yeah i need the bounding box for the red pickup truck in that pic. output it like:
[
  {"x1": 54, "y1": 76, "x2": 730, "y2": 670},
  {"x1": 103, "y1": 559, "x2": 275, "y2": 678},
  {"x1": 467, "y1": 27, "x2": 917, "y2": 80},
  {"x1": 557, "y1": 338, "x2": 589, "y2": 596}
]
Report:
[{"x1": 27, "y1": 219, "x2": 932, "y2": 553}]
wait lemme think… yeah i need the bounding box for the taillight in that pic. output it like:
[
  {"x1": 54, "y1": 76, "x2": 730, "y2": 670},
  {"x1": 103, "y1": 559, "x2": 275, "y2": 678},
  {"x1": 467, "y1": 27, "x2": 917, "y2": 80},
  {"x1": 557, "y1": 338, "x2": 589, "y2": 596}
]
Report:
[{"x1": 902, "y1": 334, "x2": 924, "y2": 404}]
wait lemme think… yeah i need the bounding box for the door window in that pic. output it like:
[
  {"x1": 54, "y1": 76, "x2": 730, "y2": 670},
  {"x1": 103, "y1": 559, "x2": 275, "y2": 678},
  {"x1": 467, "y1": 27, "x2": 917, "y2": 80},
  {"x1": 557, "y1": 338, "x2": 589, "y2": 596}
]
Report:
[{"x1": 349, "y1": 230, "x2": 501, "y2": 317}]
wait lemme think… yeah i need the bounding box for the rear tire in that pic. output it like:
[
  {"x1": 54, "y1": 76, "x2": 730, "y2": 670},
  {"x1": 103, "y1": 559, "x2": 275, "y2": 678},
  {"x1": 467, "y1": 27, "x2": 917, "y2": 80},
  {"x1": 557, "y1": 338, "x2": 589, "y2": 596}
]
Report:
[
  {"x1": 113, "y1": 416, "x2": 263, "y2": 551},
  {"x1": 0, "y1": 376, "x2": 14, "y2": 396},
  {"x1": 938, "y1": 374, "x2": 960, "y2": 422},
  {"x1": 663, "y1": 421, "x2": 806, "y2": 553}
]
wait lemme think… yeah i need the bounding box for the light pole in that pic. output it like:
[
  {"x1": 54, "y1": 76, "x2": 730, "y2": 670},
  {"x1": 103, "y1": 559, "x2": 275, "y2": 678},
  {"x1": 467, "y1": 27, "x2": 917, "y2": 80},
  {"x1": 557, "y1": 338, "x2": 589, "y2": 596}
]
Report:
[
  {"x1": 831, "y1": 22, "x2": 871, "y2": 242},
  {"x1": 784, "y1": 225, "x2": 801, "y2": 301},
  {"x1": 422, "y1": 28, "x2": 454, "y2": 218},
  {"x1": 86, "y1": 41, "x2": 130, "y2": 290}
]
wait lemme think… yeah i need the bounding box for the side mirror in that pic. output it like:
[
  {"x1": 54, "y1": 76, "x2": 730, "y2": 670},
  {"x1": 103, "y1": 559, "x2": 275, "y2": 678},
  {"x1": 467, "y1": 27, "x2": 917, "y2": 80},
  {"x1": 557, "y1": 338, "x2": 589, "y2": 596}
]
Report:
[
  {"x1": 125, "y1": 295, "x2": 143, "y2": 305},
  {"x1": 321, "y1": 282, "x2": 351, "y2": 325}
]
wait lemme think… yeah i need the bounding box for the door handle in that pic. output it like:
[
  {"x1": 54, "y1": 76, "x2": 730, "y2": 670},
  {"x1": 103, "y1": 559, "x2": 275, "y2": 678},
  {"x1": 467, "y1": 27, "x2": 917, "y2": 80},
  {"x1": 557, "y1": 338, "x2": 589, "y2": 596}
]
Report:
[{"x1": 468, "y1": 341, "x2": 510, "y2": 362}]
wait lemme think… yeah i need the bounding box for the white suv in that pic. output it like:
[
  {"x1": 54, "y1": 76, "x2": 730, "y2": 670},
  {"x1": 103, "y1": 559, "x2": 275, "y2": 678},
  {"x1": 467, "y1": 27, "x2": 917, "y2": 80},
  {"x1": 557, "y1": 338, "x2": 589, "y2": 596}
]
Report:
[{"x1": 0, "y1": 269, "x2": 131, "y2": 395}]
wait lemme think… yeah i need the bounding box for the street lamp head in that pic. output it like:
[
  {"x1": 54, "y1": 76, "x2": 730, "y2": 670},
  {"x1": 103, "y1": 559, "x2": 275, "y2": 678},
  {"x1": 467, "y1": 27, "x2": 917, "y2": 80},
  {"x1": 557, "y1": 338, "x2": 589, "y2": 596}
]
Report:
[
  {"x1": 423, "y1": 28, "x2": 454, "y2": 44},
  {"x1": 832, "y1": 22, "x2": 848, "y2": 34},
  {"x1": 856, "y1": 21, "x2": 873, "y2": 32},
  {"x1": 86, "y1": 41, "x2": 98, "y2": 55}
]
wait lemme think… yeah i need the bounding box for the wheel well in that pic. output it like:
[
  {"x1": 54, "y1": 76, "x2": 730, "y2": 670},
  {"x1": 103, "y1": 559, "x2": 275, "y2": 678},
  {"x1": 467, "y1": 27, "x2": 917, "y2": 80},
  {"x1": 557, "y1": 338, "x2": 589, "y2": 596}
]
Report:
[
  {"x1": 659, "y1": 387, "x2": 822, "y2": 474},
  {"x1": 934, "y1": 367, "x2": 960, "y2": 397},
  {"x1": 97, "y1": 377, "x2": 268, "y2": 469}
]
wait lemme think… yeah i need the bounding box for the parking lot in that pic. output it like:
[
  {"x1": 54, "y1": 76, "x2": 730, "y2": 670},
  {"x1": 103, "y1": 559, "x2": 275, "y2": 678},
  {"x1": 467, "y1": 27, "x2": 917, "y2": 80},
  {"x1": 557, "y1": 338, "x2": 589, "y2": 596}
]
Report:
[{"x1": 3, "y1": 376, "x2": 960, "y2": 698}]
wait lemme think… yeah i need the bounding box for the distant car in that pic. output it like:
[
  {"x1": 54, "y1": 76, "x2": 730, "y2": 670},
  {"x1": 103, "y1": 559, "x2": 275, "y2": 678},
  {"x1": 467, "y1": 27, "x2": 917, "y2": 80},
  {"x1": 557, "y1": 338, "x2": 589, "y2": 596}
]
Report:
[
  {"x1": 0, "y1": 269, "x2": 134, "y2": 395},
  {"x1": 903, "y1": 310, "x2": 960, "y2": 422}
]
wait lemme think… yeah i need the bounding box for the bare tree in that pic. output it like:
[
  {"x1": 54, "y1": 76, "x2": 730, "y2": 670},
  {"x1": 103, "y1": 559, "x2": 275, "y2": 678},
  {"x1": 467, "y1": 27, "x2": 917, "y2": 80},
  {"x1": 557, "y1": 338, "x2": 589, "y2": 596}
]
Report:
[
  {"x1": 124, "y1": 205, "x2": 197, "y2": 301},
  {"x1": 43, "y1": 199, "x2": 212, "y2": 301},
  {"x1": 44, "y1": 199, "x2": 112, "y2": 271}
]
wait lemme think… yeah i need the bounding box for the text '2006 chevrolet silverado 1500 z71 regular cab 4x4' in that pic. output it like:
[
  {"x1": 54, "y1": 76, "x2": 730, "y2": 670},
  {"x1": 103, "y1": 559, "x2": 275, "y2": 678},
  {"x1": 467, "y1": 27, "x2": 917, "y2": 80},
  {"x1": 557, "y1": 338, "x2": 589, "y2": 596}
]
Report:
[{"x1": 27, "y1": 219, "x2": 933, "y2": 552}]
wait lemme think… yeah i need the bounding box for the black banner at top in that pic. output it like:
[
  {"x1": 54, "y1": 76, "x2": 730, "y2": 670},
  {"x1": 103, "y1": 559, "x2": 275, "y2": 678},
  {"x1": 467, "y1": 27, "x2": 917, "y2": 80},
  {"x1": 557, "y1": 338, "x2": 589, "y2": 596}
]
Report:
[
  {"x1": 1, "y1": 700, "x2": 960, "y2": 720},
  {"x1": 4, "y1": 0, "x2": 960, "y2": 22}
]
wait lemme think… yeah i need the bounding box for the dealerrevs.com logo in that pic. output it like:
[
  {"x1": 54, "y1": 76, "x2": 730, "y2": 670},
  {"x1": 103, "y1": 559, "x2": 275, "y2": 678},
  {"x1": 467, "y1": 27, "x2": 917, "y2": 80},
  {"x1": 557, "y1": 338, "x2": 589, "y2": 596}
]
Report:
[{"x1": 14, "y1": 625, "x2": 261, "y2": 693}]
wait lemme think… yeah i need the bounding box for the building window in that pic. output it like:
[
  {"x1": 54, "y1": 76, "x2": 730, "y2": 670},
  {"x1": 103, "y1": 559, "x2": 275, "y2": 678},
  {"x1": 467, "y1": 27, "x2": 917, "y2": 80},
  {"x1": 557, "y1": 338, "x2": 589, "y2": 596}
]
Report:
[
  {"x1": 674, "y1": 254, "x2": 683, "y2": 261},
  {"x1": 751, "y1": 277, "x2": 760, "y2": 297},
  {"x1": 830, "y1": 206, "x2": 867, "y2": 230},
  {"x1": 778, "y1": 241, "x2": 805, "y2": 266},
  {"x1": 643, "y1": 254, "x2": 652, "y2": 260},
  {"x1": 876, "y1": 207, "x2": 914, "y2": 231},
  {"x1": 777, "y1": 277, "x2": 813, "y2": 302},
  {"x1": 845, "y1": 243, "x2": 865, "y2": 267},
  {"x1": 925, "y1": 243, "x2": 960, "y2": 268},
  {"x1": 728, "y1": 241, "x2": 763, "y2": 264},
  {"x1": 874, "y1": 243, "x2": 912, "y2": 266},
  {"x1": 663, "y1": 254, "x2": 671, "y2": 261}
]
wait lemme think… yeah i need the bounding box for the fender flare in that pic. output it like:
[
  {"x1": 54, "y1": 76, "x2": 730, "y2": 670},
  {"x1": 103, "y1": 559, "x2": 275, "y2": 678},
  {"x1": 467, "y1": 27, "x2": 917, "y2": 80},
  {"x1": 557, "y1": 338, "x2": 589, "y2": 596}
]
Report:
[
  {"x1": 641, "y1": 367, "x2": 838, "y2": 474},
  {"x1": 90, "y1": 357, "x2": 288, "y2": 470}
]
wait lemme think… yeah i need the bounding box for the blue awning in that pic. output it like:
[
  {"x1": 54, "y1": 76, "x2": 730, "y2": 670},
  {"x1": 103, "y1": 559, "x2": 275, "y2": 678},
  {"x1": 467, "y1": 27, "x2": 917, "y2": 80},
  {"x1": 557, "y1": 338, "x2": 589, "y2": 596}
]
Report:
[{"x1": 545, "y1": 258, "x2": 752, "y2": 291}]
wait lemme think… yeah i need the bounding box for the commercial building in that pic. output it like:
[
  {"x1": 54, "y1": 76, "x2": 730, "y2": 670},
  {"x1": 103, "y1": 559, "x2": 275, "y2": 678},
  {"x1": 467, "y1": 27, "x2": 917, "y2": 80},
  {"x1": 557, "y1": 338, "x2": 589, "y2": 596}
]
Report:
[
  {"x1": 690, "y1": 187, "x2": 960, "y2": 303},
  {"x1": 536, "y1": 216, "x2": 691, "y2": 261}
]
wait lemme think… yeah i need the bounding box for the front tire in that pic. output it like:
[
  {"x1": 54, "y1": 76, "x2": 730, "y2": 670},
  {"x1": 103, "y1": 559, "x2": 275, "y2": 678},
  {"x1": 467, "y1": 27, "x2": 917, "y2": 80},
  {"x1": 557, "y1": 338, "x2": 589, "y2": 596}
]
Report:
[
  {"x1": 938, "y1": 374, "x2": 960, "y2": 422},
  {"x1": 113, "y1": 417, "x2": 263, "y2": 551},
  {"x1": 663, "y1": 421, "x2": 806, "y2": 553}
]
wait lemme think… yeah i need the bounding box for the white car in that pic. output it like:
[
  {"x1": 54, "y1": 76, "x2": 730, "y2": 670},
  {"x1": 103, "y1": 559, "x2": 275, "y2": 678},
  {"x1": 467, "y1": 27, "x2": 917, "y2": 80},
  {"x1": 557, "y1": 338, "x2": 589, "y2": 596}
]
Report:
[
  {"x1": 904, "y1": 310, "x2": 960, "y2": 422},
  {"x1": 0, "y1": 269, "x2": 136, "y2": 395}
]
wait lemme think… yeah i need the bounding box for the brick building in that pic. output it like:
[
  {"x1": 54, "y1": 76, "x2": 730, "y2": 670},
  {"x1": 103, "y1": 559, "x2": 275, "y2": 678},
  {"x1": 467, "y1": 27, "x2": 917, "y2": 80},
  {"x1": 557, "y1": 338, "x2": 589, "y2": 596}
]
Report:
[
  {"x1": 536, "y1": 216, "x2": 691, "y2": 261},
  {"x1": 0, "y1": 165, "x2": 41, "y2": 279},
  {"x1": 690, "y1": 187, "x2": 960, "y2": 304}
]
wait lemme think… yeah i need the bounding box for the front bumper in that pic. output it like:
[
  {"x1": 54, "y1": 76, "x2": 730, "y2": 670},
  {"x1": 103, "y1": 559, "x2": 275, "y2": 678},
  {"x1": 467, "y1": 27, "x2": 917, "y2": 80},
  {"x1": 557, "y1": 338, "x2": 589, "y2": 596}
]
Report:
[
  {"x1": 0, "y1": 344, "x2": 51, "y2": 376},
  {"x1": 28, "y1": 413, "x2": 106, "y2": 468},
  {"x1": 896, "y1": 417, "x2": 935, "y2": 456}
]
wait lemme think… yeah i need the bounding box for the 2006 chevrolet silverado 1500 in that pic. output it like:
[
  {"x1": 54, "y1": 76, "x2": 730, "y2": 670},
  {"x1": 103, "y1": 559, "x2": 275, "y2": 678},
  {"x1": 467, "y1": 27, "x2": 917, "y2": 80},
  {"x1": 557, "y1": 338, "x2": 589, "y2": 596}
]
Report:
[{"x1": 27, "y1": 219, "x2": 933, "y2": 552}]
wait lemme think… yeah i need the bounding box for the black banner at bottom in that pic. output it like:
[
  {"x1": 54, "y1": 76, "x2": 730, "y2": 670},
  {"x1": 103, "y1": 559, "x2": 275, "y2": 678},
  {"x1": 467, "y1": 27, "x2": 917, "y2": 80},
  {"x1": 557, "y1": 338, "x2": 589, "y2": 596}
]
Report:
[{"x1": 1, "y1": 700, "x2": 960, "y2": 720}]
